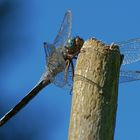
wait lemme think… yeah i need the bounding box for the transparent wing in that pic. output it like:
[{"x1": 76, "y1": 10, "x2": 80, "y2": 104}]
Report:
[
  {"x1": 53, "y1": 10, "x2": 72, "y2": 48},
  {"x1": 44, "y1": 10, "x2": 71, "y2": 58},
  {"x1": 47, "y1": 48, "x2": 66, "y2": 74},
  {"x1": 66, "y1": 61, "x2": 75, "y2": 88},
  {"x1": 115, "y1": 38, "x2": 140, "y2": 65},
  {"x1": 51, "y1": 60, "x2": 75, "y2": 88},
  {"x1": 43, "y1": 10, "x2": 72, "y2": 87},
  {"x1": 44, "y1": 42, "x2": 55, "y2": 64},
  {"x1": 51, "y1": 71, "x2": 67, "y2": 87},
  {"x1": 119, "y1": 70, "x2": 140, "y2": 83}
]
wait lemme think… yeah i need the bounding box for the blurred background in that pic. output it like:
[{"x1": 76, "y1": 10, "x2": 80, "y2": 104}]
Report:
[{"x1": 0, "y1": 0, "x2": 140, "y2": 140}]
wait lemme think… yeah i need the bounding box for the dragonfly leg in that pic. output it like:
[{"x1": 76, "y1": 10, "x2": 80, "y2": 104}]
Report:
[
  {"x1": 64, "y1": 60, "x2": 70, "y2": 82},
  {"x1": 70, "y1": 60, "x2": 75, "y2": 80},
  {"x1": 68, "y1": 60, "x2": 75, "y2": 95},
  {"x1": 71, "y1": 50, "x2": 80, "y2": 59}
]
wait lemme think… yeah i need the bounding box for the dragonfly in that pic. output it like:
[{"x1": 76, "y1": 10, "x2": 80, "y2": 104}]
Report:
[
  {"x1": 1, "y1": 10, "x2": 140, "y2": 127},
  {"x1": 0, "y1": 10, "x2": 84, "y2": 127}
]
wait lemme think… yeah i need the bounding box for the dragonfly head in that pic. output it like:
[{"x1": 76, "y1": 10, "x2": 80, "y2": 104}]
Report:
[{"x1": 67, "y1": 36, "x2": 84, "y2": 50}]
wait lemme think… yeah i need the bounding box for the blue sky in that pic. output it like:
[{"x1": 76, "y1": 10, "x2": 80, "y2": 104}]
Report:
[{"x1": 0, "y1": 0, "x2": 140, "y2": 140}]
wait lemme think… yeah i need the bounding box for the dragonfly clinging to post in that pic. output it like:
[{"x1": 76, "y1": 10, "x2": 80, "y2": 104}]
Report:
[
  {"x1": 0, "y1": 10, "x2": 84, "y2": 127},
  {"x1": 1, "y1": 10, "x2": 140, "y2": 127}
]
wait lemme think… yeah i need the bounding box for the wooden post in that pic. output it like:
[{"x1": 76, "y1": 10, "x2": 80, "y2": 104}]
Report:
[{"x1": 68, "y1": 38, "x2": 121, "y2": 140}]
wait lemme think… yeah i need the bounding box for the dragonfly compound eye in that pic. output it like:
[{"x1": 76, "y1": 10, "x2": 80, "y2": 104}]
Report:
[{"x1": 67, "y1": 38, "x2": 75, "y2": 48}]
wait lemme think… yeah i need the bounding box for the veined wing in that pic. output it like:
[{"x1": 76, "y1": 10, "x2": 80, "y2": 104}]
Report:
[
  {"x1": 44, "y1": 10, "x2": 72, "y2": 63},
  {"x1": 119, "y1": 70, "x2": 140, "y2": 83},
  {"x1": 115, "y1": 38, "x2": 140, "y2": 65},
  {"x1": 43, "y1": 44, "x2": 66, "y2": 81},
  {"x1": 53, "y1": 10, "x2": 72, "y2": 48},
  {"x1": 43, "y1": 11, "x2": 72, "y2": 87},
  {"x1": 51, "y1": 60, "x2": 74, "y2": 88},
  {"x1": 47, "y1": 48, "x2": 66, "y2": 75},
  {"x1": 51, "y1": 71, "x2": 67, "y2": 87},
  {"x1": 44, "y1": 42, "x2": 55, "y2": 63},
  {"x1": 116, "y1": 38, "x2": 140, "y2": 65}
]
